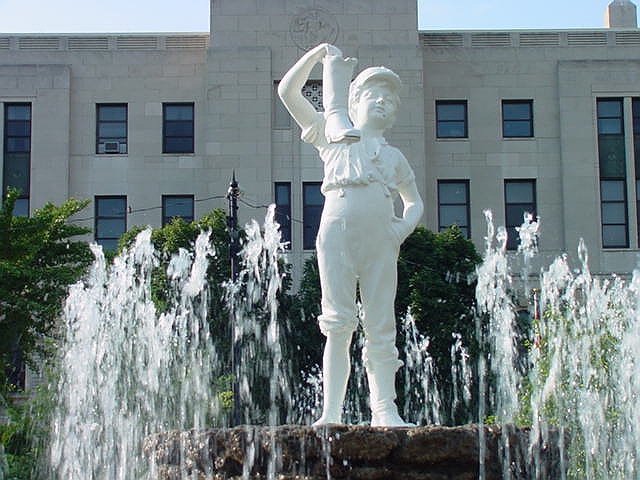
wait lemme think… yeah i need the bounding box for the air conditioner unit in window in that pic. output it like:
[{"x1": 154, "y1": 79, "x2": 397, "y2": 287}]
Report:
[{"x1": 103, "y1": 141, "x2": 120, "y2": 153}]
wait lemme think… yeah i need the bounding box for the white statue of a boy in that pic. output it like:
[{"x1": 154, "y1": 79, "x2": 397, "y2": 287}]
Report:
[{"x1": 278, "y1": 43, "x2": 424, "y2": 427}]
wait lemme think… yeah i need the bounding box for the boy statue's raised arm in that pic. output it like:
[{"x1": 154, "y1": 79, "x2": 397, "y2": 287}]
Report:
[{"x1": 278, "y1": 43, "x2": 360, "y2": 143}]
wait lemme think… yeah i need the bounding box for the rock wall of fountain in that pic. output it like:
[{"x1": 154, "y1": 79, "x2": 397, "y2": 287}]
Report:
[{"x1": 145, "y1": 424, "x2": 564, "y2": 480}]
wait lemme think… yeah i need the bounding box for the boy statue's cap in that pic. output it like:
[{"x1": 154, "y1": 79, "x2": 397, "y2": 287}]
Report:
[{"x1": 350, "y1": 66, "x2": 401, "y2": 94}]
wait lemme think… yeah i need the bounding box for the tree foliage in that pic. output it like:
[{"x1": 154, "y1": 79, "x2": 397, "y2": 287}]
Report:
[
  {"x1": 397, "y1": 226, "x2": 481, "y2": 363},
  {"x1": 0, "y1": 188, "x2": 93, "y2": 392},
  {"x1": 397, "y1": 225, "x2": 481, "y2": 422}
]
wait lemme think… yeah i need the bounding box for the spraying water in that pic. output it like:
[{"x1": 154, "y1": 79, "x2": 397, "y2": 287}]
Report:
[
  {"x1": 47, "y1": 229, "x2": 219, "y2": 479},
  {"x1": 401, "y1": 311, "x2": 443, "y2": 425},
  {"x1": 477, "y1": 210, "x2": 640, "y2": 479},
  {"x1": 45, "y1": 201, "x2": 640, "y2": 480},
  {"x1": 226, "y1": 204, "x2": 290, "y2": 427}
]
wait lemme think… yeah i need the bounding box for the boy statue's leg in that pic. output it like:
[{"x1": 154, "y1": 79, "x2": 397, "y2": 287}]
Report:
[
  {"x1": 365, "y1": 357, "x2": 410, "y2": 427},
  {"x1": 322, "y1": 55, "x2": 360, "y2": 144},
  {"x1": 359, "y1": 247, "x2": 413, "y2": 427},
  {"x1": 314, "y1": 217, "x2": 358, "y2": 426},
  {"x1": 313, "y1": 329, "x2": 354, "y2": 426}
]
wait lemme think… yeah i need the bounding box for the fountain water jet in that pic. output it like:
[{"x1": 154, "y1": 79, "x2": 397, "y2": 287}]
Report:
[
  {"x1": 43, "y1": 206, "x2": 603, "y2": 479},
  {"x1": 47, "y1": 229, "x2": 220, "y2": 479}
]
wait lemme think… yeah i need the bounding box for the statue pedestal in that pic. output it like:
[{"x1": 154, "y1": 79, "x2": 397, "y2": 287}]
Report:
[{"x1": 144, "y1": 424, "x2": 564, "y2": 479}]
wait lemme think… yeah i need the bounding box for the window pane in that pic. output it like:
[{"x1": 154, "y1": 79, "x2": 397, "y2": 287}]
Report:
[
  {"x1": 597, "y1": 100, "x2": 622, "y2": 118},
  {"x1": 3, "y1": 154, "x2": 30, "y2": 193},
  {"x1": 165, "y1": 121, "x2": 193, "y2": 136},
  {"x1": 97, "y1": 197, "x2": 126, "y2": 216},
  {"x1": 97, "y1": 218, "x2": 126, "y2": 237},
  {"x1": 437, "y1": 103, "x2": 465, "y2": 121},
  {"x1": 440, "y1": 205, "x2": 468, "y2": 228},
  {"x1": 603, "y1": 225, "x2": 627, "y2": 247},
  {"x1": 5, "y1": 137, "x2": 30, "y2": 153},
  {"x1": 304, "y1": 184, "x2": 324, "y2": 206},
  {"x1": 6, "y1": 122, "x2": 31, "y2": 137},
  {"x1": 98, "y1": 123, "x2": 127, "y2": 138},
  {"x1": 97, "y1": 238, "x2": 119, "y2": 252},
  {"x1": 439, "y1": 182, "x2": 467, "y2": 204},
  {"x1": 635, "y1": 136, "x2": 640, "y2": 175},
  {"x1": 6, "y1": 105, "x2": 31, "y2": 121},
  {"x1": 598, "y1": 118, "x2": 623, "y2": 135},
  {"x1": 503, "y1": 102, "x2": 531, "y2": 120},
  {"x1": 165, "y1": 105, "x2": 193, "y2": 120},
  {"x1": 98, "y1": 105, "x2": 126, "y2": 121},
  {"x1": 303, "y1": 183, "x2": 324, "y2": 249},
  {"x1": 303, "y1": 206, "x2": 322, "y2": 250},
  {"x1": 12, "y1": 198, "x2": 29, "y2": 217},
  {"x1": 163, "y1": 196, "x2": 193, "y2": 221},
  {"x1": 506, "y1": 226, "x2": 519, "y2": 250},
  {"x1": 602, "y1": 202, "x2": 626, "y2": 224},
  {"x1": 506, "y1": 205, "x2": 533, "y2": 227},
  {"x1": 601, "y1": 180, "x2": 625, "y2": 202},
  {"x1": 275, "y1": 184, "x2": 291, "y2": 205},
  {"x1": 505, "y1": 182, "x2": 534, "y2": 203},
  {"x1": 164, "y1": 137, "x2": 193, "y2": 153},
  {"x1": 503, "y1": 120, "x2": 532, "y2": 137},
  {"x1": 274, "y1": 183, "x2": 291, "y2": 247},
  {"x1": 437, "y1": 122, "x2": 466, "y2": 138}
]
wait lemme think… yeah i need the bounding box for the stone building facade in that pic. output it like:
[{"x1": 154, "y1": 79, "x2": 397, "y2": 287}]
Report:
[{"x1": 1, "y1": 0, "x2": 639, "y2": 284}]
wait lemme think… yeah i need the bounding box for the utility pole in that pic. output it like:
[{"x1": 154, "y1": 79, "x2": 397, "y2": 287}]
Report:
[{"x1": 226, "y1": 172, "x2": 241, "y2": 426}]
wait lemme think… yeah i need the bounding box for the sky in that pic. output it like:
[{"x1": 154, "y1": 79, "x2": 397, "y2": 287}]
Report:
[{"x1": 0, "y1": 0, "x2": 618, "y2": 33}]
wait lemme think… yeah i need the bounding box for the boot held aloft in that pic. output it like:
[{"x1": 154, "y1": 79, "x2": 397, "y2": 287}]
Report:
[{"x1": 322, "y1": 55, "x2": 360, "y2": 144}]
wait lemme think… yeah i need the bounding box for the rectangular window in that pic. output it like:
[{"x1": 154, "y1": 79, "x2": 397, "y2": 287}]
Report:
[
  {"x1": 95, "y1": 196, "x2": 127, "y2": 252},
  {"x1": 274, "y1": 182, "x2": 292, "y2": 248},
  {"x1": 96, "y1": 104, "x2": 127, "y2": 154},
  {"x1": 504, "y1": 180, "x2": 536, "y2": 250},
  {"x1": 303, "y1": 182, "x2": 324, "y2": 250},
  {"x1": 163, "y1": 103, "x2": 194, "y2": 154},
  {"x1": 162, "y1": 195, "x2": 194, "y2": 226},
  {"x1": 3, "y1": 103, "x2": 32, "y2": 217},
  {"x1": 436, "y1": 100, "x2": 468, "y2": 139},
  {"x1": 438, "y1": 180, "x2": 470, "y2": 238},
  {"x1": 597, "y1": 98, "x2": 628, "y2": 248},
  {"x1": 502, "y1": 100, "x2": 533, "y2": 138}
]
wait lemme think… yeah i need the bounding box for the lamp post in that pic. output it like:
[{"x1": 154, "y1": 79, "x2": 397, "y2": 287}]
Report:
[{"x1": 226, "y1": 172, "x2": 241, "y2": 425}]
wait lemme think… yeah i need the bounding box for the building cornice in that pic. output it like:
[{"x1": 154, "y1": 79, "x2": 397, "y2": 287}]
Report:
[
  {"x1": 0, "y1": 33, "x2": 209, "y2": 51},
  {"x1": 419, "y1": 29, "x2": 640, "y2": 48}
]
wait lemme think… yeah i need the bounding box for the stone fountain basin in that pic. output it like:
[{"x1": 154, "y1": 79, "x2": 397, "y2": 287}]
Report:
[{"x1": 145, "y1": 424, "x2": 564, "y2": 479}]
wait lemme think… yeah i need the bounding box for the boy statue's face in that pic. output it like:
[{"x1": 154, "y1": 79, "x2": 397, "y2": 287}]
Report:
[{"x1": 352, "y1": 80, "x2": 398, "y2": 131}]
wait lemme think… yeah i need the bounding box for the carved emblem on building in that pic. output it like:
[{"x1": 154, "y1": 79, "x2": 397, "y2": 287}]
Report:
[{"x1": 290, "y1": 8, "x2": 339, "y2": 51}]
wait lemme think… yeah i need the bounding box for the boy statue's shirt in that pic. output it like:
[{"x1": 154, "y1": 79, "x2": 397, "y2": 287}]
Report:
[{"x1": 301, "y1": 112, "x2": 415, "y2": 197}]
